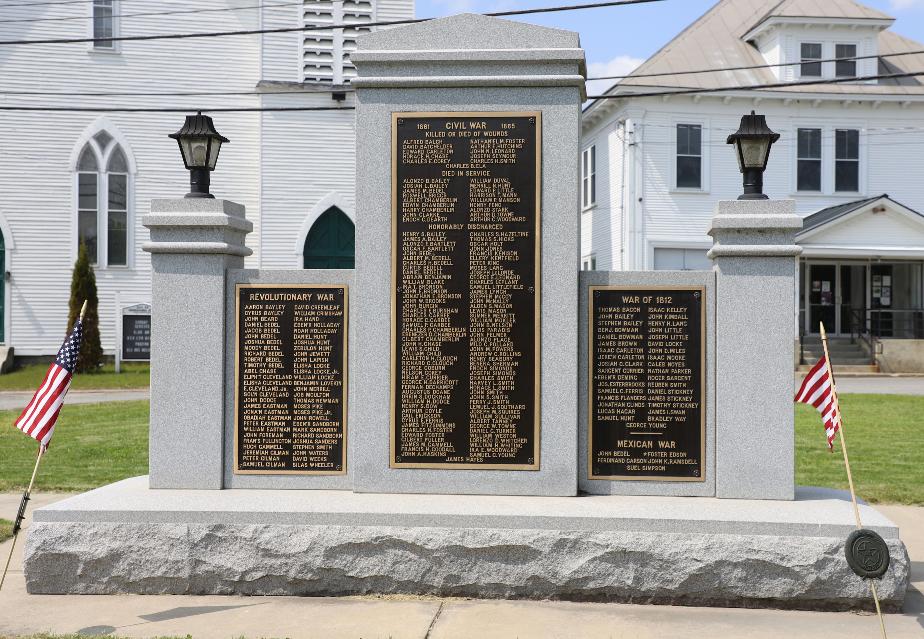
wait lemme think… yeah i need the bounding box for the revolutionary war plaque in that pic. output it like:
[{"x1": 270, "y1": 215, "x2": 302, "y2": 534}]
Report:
[
  {"x1": 589, "y1": 287, "x2": 704, "y2": 480},
  {"x1": 392, "y1": 112, "x2": 540, "y2": 470},
  {"x1": 234, "y1": 284, "x2": 347, "y2": 475}
]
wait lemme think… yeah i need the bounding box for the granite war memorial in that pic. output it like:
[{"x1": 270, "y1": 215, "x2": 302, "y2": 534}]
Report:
[{"x1": 23, "y1": 14, "x2": 909, "y2": 610}]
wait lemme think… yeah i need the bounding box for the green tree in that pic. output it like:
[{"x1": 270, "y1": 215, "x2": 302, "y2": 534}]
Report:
[{"x1": 67, "y1": 242, "x2": 103, "y2": 373}]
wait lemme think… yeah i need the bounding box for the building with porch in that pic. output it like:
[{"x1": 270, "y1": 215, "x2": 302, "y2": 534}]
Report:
[{"x1": 581, "y1": 0, "x2": 924, "y2": 371}]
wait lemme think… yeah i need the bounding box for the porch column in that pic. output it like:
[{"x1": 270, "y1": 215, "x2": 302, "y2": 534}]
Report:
[{"x1": 708, "y1": 199, "x2": 803, "y2": 500}]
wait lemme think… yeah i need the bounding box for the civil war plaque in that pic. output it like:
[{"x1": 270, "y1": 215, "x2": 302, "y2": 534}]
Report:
[
  {"x1": 589, "y1": 287, "x2": 704, "y2": 481},
  {"x1": 234, "y1": 284, "x2": 347, "y2": 475},
  {"x1": 391, "y1": 112, "x2": 541, "y2": 470}
]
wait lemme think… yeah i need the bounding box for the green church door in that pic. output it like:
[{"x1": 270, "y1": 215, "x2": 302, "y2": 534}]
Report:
[{"x1": 303, "y1": 207, "x2": 355, "y2": 269}]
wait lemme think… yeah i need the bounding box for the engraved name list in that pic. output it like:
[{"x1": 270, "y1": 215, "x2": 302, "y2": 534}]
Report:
[
  {"x1": 590, "y1": 287, "x2": 705, "y2": 481},
  {"x1": 234, "y1": 285, "x2": 347, "y2": 475},
  {"x1": 392, "y1": 112, "x2": 541, "y2": 470}
]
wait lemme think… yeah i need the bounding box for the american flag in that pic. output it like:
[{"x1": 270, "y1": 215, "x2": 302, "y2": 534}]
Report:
[
  {"x1": 794, "y1": 354, "x2": 841, "y2": 450},
  {"x1": 14, "y1": 318, "x2": 83, "y2": 450}
]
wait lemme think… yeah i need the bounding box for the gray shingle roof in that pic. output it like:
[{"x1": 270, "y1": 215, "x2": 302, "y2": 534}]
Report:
[{"x1": 799, "y1": 194, "x2": 924, "y2": 235}]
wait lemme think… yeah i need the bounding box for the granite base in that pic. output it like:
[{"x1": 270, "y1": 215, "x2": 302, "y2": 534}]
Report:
[{"x1": 24, "y1": 477, "x2": 909, "y2": 611}]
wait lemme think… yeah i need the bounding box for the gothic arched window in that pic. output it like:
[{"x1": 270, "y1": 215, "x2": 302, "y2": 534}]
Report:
[{"x1": 75, "y1": 131, "x2": 131, "y2": 267}]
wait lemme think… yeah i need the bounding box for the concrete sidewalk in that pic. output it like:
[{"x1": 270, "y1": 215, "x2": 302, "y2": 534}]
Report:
[
  {"x1": 1, "y1": 492, "x2": 922, "y2": 638},
  {"x1": 0, "y1": 389, "x2": 149, "y2": 411}
]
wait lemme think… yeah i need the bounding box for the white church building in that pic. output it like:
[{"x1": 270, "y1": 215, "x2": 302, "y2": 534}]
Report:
[
  {"x1": 0, "y1": 0, "x2": 412, "y2": 359},
  {"x1": 582, "y1": 0, "x2": 924, "y2": 371}
]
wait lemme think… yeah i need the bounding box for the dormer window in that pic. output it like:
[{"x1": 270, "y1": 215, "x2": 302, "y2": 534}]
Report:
[
  {"x1": 835, "y1": 44, "x2": 857, "y2": 77},
  {"x1": 800, "y1": 43, "x2": 822, "y2": 77}
]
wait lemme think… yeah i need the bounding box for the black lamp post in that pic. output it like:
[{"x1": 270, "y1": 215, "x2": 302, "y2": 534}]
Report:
[
  {"x1": 168, "y1": 111, "x2": 229, "y2": 198},
  {"x1": 726, "y1": 110, "x2": 780, "y2": 200}
]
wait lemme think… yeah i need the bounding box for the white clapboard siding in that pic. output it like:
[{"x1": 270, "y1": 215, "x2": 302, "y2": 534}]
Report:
[
  {"x1": 260, "y1": 92, "x2": 358, "y2": 270},
  {"x1": 0, "y1": 2, "x2": 261, "y2": 355},
  {"x1": 804, "y1": 208, "x2": 924, "y2": 247},
  {"x1": 0, "y1": 0, "x2": 414, "y2": 355},
  {"x1": 586, "y1": 97, "x2": 924, "y2": 271}
]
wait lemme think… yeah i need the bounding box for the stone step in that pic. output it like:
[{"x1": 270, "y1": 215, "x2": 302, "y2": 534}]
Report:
[
  {"x1": 797, "y1": 364, "x2": 880, "y2": 374},
  {"x1": 802, "y1": 348, "x2": 868, "y2": 358}
]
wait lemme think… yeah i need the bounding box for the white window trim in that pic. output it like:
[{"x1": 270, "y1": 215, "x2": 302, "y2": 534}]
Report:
[
  {"x1": 88, "y1": 0, "x2": 120, "y2": 54},
  {"x1": 796, "y1": 40, "x2": 863, "y2": 80},
  {"x1": 670, "y1": 119, "x2": 709, "y2": 193},
  {"x1": 795, "y1": 126, "x2": 823, "y2": 194},
  {"x1": 833, "y1": 127, "x2": 862, "y2": 195},
  {"x1": 581, "y1": 254, "x2": 597, "y2": 271},
  {"x1": 70, "y1": 122, "x2": 137, "y2": 270},
  {"x1": 789, "y1": 121, "x2": 866, "y2": 197},
  {"x1": 581, "y1": 144, "x2": 596, "y2": 210},
  {"x1": 646, "y1": 240, "x2": 712, "y2": 272},
  {"x1": 798, "y1": 41, "x2": 823, "y2": 79},
  {"x1": 834, "y1": 42, "x2": 860, "y2": 78}
]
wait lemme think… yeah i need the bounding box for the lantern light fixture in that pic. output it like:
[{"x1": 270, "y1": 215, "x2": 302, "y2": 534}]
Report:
[
  {"x1": 168, "y1": 111, "x2": 229, "y2": 199},
  {"x1": 726, "y1": 110, "x2": 780, "y2": 200}
]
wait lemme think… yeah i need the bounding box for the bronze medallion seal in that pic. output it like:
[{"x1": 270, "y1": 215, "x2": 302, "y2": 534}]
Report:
[{"x1": 845, "y1": 528, "x2": 890, "y2": 579}]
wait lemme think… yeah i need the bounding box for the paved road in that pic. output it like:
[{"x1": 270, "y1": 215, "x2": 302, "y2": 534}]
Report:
[
  {"x1": 797, "y1": 376, "x2": 924, "y2": 395},
  {"x1": 0, "y1": 388, "x2": 149, "y2": 411},
  {"x1": 1, "y1": 492, "x2": 922, "y2": 638}
]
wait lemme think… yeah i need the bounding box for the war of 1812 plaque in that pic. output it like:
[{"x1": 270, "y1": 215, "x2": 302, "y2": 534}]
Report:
[
  {"x1": 589, "y1": 286, "x2": 705, "y2": 481},
  {"x1": 391, "y1": 112, "x2": 541, "y2": 470},
  {"x1": 234, "y1": 284, "x2": 347, "y2": 475}
]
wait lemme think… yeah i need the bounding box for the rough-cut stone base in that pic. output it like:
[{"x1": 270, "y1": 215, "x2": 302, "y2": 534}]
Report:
[{"x1": 24, "y1": 478, "x2": 910, "y2": 611}]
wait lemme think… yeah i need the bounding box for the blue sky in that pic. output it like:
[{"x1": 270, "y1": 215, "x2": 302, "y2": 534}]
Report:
[{"x1": 416, "y1": 0, "x2": 924, "y2": 94}]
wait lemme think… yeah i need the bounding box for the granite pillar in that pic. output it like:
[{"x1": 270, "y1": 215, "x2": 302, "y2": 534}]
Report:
[
  {"x1": 142, "y1": 199, "x2": 252, "y2": 489},
  {"x1": 350, "y1": 14, "x2": 585, "y2": 495},
  {"x1": 708, "y1": 199, "x2": 802, "y2": 500}
]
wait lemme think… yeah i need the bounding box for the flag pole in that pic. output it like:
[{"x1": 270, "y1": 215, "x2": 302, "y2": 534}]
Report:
[
  {"x1": 819, "y1": 323, "x2": 862, "y2": 527},
  {"x1": 0, "y1": 446, "x2": 44, "y2": 591},
  {"x1": 819, "y1": 322, "x2": 887, "y2": 639},
  {"x1": 0, "y1": 300, "x2": 85, "y2": 591}
]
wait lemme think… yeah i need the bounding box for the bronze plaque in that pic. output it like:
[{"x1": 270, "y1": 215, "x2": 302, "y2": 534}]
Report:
[
  {"x1": 589, "y1": 287, "x2": 705, "y2": 481},
  {"x1": 391, "y1": 112, "x2": 541, "y2": 470},
  {"x1": 234, "y1": 284, "x2": 347, "y2": 475}
]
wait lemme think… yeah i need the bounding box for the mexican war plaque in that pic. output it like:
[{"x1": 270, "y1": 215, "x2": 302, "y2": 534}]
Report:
[
  {"x1": 589, "y1": 287, "x2": 704, "y2": 481},
  {"x1": 234, "y1": 284, "x2": 347, "y2": 475},
  {"x1": 392, "y1": 112, "x2": 540, "y2": 470}
]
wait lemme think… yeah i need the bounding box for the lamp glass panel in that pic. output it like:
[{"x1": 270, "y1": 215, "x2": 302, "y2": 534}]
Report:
[
  {"x1": 180, "y1": 137, "x2": 211, "y2": 168},
  {"x1": 739, "y1": 138, "x2": 770, "y2": 169},
  {"x1": 207, "y1": 138, "x2": 222, "y2": 170}
]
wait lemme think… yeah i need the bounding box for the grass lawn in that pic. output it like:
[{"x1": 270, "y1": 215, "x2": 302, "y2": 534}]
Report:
[
  {"x1": 0, "y1": 518, "x2": 11, "y2": 543},
  {"x1": 0, "y1": 401, "x2": 148, "y2": 492},
  {"x1": 796, "y1": 393, "x2": 924, "y2": 505},
  {"x1": 0, "y1": 362, "x2": 149, "y2": 392},
  {"x1": 0, "y1": 394, "x2": 920, "y2": 504}
]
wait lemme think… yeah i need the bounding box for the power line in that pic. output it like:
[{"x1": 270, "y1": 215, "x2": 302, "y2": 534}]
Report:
[
  {"x1": 0, "y1": 0, "x2": 145, "y2": 8},
  {"x1": 586, "y1": 70, "x2": 924, "y2": 100},
  {"x1": 0, "y1": 88, "x2": 353, "y2": 97},
  {"x1": 1, "y1": 69, "x2": 922, "y2": 103},
  {"x1": 0, "y1": 0, "x2": 666, "y2": 47},
  {"x1": 0, "y1": 105, "x2": 356, "y2": 112},
  {"x1": 0, "y1": 1, "x2": 302, "y2": 25},
  {"x1": 587, "y1": 49, "x2": 924, "y2": 82}
]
